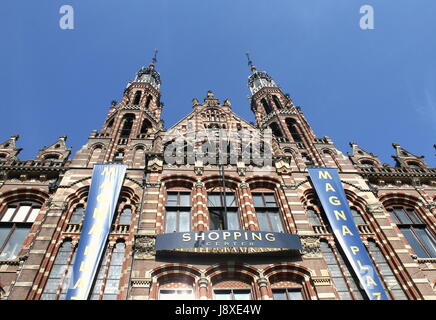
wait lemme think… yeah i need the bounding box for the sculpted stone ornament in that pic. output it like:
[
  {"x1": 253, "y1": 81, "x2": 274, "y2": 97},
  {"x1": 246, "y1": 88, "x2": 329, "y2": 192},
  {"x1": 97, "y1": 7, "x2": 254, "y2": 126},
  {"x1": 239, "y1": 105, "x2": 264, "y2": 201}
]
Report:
[
  {"x1": 366, "y1": 203, "x2": 384, "y2": 215},
  {"x1": 194, "y1": 160, "x2": 204, "y2": 176},
  {"x1": 134, "y1": 235, "x2": 156, "y2": 259},
  {"x1": 237, "y1": 162, "x2": 246, "y2": 176},
  {"x1": 275, "y1": 159, "x2": 291, "y2": 175},
  {"x1": 300, "y1": 235, "x2": 321, "y2": 257},
  {"x1": 147, "y1": 156, "x2": 163, "y2": 172}
]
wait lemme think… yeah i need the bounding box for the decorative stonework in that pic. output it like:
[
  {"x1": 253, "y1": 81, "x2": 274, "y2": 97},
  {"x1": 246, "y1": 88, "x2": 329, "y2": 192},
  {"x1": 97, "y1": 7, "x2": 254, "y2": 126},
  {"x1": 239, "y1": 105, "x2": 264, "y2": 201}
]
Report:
[
  {"x1": 148, "y1": 156, "x2": 163, "y2": 172},
  {"x1": 46, "y1": 200, "x2": 67, "y2": 211},
  {"x1": 131, "y1": 278, "x2": 152, "y2": 288},
  {"x1": 300, "y1": 236, "x2": 321, "y2": 258},
  {"x1": 366, "y1": 203, "x2": 385, "y2": 215},
  {"x1": 312, "y1": 277, "x2": 332, "y2": 286},
  {"x1": 194, "y1": 160, "x2": 204, "y2": 176},
  {"x1": 275, "y1": 159, "x2": 291, "y2": 175},
  {"x1": 145, "y1": 181, "x2": 161, "y2": 188},
  {"x1": 237, "y1": 162, "x2": 246, "y2": 176},
  {"x1": 133, "y1": 235, "x2": 156, "y2": 259}
]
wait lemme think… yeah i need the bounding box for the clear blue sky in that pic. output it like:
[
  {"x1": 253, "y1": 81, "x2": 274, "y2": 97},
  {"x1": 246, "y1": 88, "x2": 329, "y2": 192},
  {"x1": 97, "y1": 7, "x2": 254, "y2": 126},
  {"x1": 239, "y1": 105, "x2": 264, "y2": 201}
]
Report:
[{"x1": 1, "y1": 0, "x2": 435, "y2": 166}]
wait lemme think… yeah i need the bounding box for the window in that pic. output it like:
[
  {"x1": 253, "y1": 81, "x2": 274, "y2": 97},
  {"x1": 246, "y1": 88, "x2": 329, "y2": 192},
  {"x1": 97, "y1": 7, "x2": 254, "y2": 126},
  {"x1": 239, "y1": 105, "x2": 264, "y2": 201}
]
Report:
[
  {"x1": 307, "y1": 208, "x2": 322, "y2": 226},
  {"x1": 69, "y1": 205, "x2": 85, "y2": 224},
  {"x1": 120, "y1": 115, "x2": 135, "y2": 138},
  {"x1": 208, "y1": 192, "x2": 240, "y2": 230},
  {"x1": 90, "y1": 242, "x2": 126, "y2": 300},
  {"x1": 159, "y1": 289, "x2": 194, "y2": 300},
  {"x1": 133, "y1": 91, "x2": 142, "y2": 105},
  {"x1": 360, "y1": 160, "x2": 375, "y2": 167},
  {"x1": 0, "y1": 203, "x2": 40, "y2": 260},
  {"x1": 165, "y1": 192, "x2": 191, "y2": 233},
  {"x1": 272, "y1": 95, "x2": 282, "y2": 109},
  {"x1": 350, "y1": 208, "x2": 365, "y2": 226},
  {"x1": 261, "y1": 98, "x2": 272, "y2": 114},
  {"x1": 272, "y1": 288, "x2": 303, "y2": 300},
  {"x1": 269, "y1": 123, "x2": 283, "y2": 138},
  {"x1": 388, "y1": 207, "x2": 436, "y2": 258},
  {"x1": 144, "y1": 95, "x2": 153, "y2": 109},
  {"x1": 285, "y1": 118, "x2": 303, "y2": 143},
  {"x1": 252, "y1": 193, "x2": 284, "y2": 232},
  {"x1": 407, "y1": 161, "x2": 422, "y2": 169},
  {"x1": 118, "y1": 207, "x2": 132, "y2": 225},
  {"x1": 320, "y1": 241, "x2": 366, "y2": 300},
  {"x1": 214, "y1": 289, "x2": 251, "y2": 300},
  {"x1": 367, "y1": 241, "x2": 407, "y2": 300},
  {"x1": 41, "y1": 240, "x2": 76, "y2": 300}
]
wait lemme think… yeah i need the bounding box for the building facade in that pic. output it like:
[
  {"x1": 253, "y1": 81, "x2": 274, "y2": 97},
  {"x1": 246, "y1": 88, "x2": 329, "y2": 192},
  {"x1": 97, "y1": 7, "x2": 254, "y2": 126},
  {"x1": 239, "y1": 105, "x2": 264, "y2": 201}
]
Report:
[{"x1": 0, "y1": 59, "x2": 435, "y2": 300}]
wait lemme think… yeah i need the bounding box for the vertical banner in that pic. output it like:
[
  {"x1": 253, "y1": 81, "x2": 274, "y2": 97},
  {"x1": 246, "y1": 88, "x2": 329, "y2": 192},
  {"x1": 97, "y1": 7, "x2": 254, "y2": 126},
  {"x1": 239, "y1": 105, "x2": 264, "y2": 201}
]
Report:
[
  {"x1": 65, "y1": 164, "x2": 127, "y2": 300},
  {"x1": 308, "y1": 168, "x2": 389, "y2": 300}
]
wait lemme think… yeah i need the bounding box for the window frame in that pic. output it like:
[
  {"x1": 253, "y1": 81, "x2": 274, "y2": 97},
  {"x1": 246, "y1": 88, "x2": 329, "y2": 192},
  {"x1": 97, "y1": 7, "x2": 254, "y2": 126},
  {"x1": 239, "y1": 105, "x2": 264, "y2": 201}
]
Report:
[
  {"x1": 164, "y1": 191, "x2": 192, "y2": 233},
  {"x1": 252, "y1": 192, "x2": 285, "y2": 232},
  {"x1": 207, "y1": 192, "x2": 240, "y2": 231},
  {"x1": 213, "y1": 288, "x2": 252, "y2": 300},
  {"x1": 0, "y1": 202, "x2": 40, "y2": 260},
  {"x1": 271, "y1": 287, "x2": 304, "y2": 300}
]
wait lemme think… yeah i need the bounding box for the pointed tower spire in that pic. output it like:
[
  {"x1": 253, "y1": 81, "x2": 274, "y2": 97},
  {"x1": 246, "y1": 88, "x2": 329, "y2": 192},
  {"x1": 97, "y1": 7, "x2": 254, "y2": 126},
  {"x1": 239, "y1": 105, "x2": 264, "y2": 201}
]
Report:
[
  {"x1": 131, "y1": 49, "x2": 161, "y2": 90},
  {"x1": 246, "y1": 53, "x2": 278, "y2": 95}
]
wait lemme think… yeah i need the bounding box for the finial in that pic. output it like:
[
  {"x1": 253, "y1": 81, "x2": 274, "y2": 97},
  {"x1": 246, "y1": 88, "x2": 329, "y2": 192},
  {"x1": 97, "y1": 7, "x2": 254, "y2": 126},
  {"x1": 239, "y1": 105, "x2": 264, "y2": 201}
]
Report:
[
  {"x1": 246, "y1": 52, "x2": 256, "y2": 72},
  {"x1": 151, "y1": 49, "x2": 158, "y2": 66}
]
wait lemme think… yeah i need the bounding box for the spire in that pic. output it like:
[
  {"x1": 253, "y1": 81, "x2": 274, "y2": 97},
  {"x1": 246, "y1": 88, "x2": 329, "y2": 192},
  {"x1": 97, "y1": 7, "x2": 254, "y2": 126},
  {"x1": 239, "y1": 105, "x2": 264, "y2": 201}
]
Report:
[
  {"x1": 246, "y1": 53, "x2": 278, "y2": 95},
  {"x1": 246, "y1": 52, "x2": 257, "y2": 73},
  {"x1": 132, "y1": 49, "x2": 161, "y2": 90}
]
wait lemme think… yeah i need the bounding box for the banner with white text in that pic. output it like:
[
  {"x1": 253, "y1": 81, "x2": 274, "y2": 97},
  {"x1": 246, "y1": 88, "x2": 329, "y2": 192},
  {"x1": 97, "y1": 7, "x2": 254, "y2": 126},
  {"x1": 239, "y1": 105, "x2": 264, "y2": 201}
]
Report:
[
  {"x1": 308, "y1": 168, "x2": 389, "y2": 300},
  {"x1": 65, "y1": 164, "x2": 127, "y2": 300}
]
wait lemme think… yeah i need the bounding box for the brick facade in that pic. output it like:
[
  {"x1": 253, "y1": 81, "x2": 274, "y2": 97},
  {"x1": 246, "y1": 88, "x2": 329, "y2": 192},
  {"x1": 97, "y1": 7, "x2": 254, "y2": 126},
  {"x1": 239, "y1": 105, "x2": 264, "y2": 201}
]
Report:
[{"x1": 0, "y1": 60, "x2": 435, "y2": 300}]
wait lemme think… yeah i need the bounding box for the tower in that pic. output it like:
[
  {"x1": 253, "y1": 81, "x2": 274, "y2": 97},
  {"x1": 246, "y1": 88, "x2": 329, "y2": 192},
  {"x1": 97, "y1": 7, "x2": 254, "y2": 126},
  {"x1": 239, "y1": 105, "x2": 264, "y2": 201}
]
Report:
[
  {"x1": 71, "y1": 51, "x2": 164, "y2": 169},
  {"x1": 247, "y1": 54, "x2": 353, "y2": 172}
]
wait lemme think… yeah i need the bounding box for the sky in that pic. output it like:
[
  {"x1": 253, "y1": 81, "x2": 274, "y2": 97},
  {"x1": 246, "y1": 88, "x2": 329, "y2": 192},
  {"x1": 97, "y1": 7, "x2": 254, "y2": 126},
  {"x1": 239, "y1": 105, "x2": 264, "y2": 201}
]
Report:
[{"x1": 0, "y1": 0, "x2": 435, "y2": 166}]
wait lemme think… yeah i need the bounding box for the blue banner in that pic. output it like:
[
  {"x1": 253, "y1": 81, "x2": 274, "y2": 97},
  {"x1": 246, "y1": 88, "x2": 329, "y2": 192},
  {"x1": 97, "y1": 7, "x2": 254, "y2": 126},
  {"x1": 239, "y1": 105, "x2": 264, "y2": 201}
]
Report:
[
  {"x1": 156, "y1": 230, "x2": 301, "y2": 253},
  {"x1": 308, "y1": 168, "x2": 389, "y2": 300},
  {"x1": 65, "y1": 164, "x2": 127, "y2": 300}
]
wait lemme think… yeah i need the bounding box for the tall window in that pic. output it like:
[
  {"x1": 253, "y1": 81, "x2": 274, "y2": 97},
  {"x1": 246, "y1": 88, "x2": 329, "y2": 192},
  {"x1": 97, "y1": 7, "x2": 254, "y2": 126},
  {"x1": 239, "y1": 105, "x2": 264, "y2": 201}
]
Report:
[
  {"x1": 320, "y1": 241, "x2": 366, "y2": 300},
  {"x1": 208, "y1": 192, "x2": 240, "y2": 230},
  {"x1": 306, "y1": 208, "x2": 322, "y2": 226},
  {"x1": 214, "y1": 288, "x2": 251, "y2": 300},
  {"x1": 285, "y1": 118, "x2": 303, "y2": 143},
  {"x1": 165, "y1": 192, "x2": 191, "y2": 233},
  {"x1": 133, "y1": 91, "x2": 142, "y2": 105},
  {"x1": 388, "y1": 207, "x2": 436, "y2": 258},
  {"x1": 118, "y1": 207, "x2": 132, "y2": 225},
  {"x1": 350, "y1": 208, "x2": 365, "y2": 225},
  {"x1": 120, "y1": 115, "x2": 135, "y2": 138},
  {"x1": 69, "y1": 205, "x2": 85, "y2": 224},
  {"x1": 252, "y1": 193, "x2": 284, "y2": 232},
  {"x1": 261, "y1": 98, "x2": 272, "y2": 114},
  {"x1": 367, "y1": 241, "x2": 407, "y2": 300},
  {"x1": 0, "y1": 203, "x2": 40, "y2": 260},
  {"x1": 272, "y1": 95, "x2": 282, "y2": 109},
  {"x1": 272, "y1": 288, "x2": 303, "y2": 300},
  {"x1": 144, "y1": 95, "x2": 153, "y2": 109},
  {"x1": 90, "y1": 242, "x2": 126, "y2": 300},
  {"x1": 41, "y1": 240, "x2": 76, "y2": 300}
]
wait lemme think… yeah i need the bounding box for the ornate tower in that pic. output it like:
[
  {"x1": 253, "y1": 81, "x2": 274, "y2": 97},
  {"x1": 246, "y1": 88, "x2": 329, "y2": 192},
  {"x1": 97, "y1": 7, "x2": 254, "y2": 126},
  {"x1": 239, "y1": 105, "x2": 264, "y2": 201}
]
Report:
[
  {"x1": 247, "y1": 54, "x2": 353, "y2": 172},
  {"x1": 72, "y1": 52, "x2": 164, "y2": 169}
]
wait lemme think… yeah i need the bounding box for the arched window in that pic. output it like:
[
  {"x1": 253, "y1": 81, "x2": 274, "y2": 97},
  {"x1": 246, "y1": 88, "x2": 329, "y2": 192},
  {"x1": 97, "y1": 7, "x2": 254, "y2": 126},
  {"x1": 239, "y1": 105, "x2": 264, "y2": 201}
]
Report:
[
  {"x1": 360, "y1": 160, "x2": 375, "y2": 167},
  {"x1": 272, "y1": 95, "x2": 282, "y2": 109},
  {"x1": 41, "y1": 240, "x2": 76, "y2": 300},
  {"x1": 70, "y1": 205, "x2": 85, "y2": 224},
  {"x1": 387, "y1": 206, "x2": 436, "y2": 258},
  {"x1": 306, "y1": 208, "x2": 322, "y2": 226},
  {"x1": 90, "y1": 242, "x2": 126, "y2": 300},
  {"x1": 165, "y1": 192, "x2": 191, "y2": 233},
  {"x1": 144, "y1": 95, "x2": 153, "y2": 109},
  {"x1": 213, "y1": 275, "x2": 252, "y2": 300},
  {"x1": 44, "y1": 154, "x2": 59, "y2": 160},
  {"x1": 140, "y1": 119, "x2": 152, "y2": 135},
  {"x1": 367, "y1": 240, "x2": 407, "y2": 300},
  {"x1": 320, "y1": 241, "x2": 366, "y2": 300},
  {"x1": 269, "y1": 122, "x2": 283, "y2": 138},
  {"x1": 261, "y1": 98, "x2": 273, "y2": 114},
  {"x1": 133, "y1": 91, "x2": 142, "y2": 105},
  {"x1": 208, "y1": 192, "x2": 240, "y2": 230},
  {"x1": 118, "y1": 207, "x2": 132, "y2": 225},
  {"x1": 0, "y1": 202, "x2": 40, "y2": 260},
  {"x1": 88, "y1": 145, "x2": 103, "y2": 167},
  {"x1": 252, "y1": 192, "x2": 284, "y2": 232},
  {"x1": 120, "y1": 114, "x2": 135, "y2": 138},
  {"x1": 407, "y1": 161, "x2": 422, "y2": 169},
  {"x1": 158, "y1": 275, "x2": 195, "y2": 300},
  {"x1": 106, "y1": 118, "x2": 114, "y2": 133},
  {"x1": 285, "y1": 118, "x2": 303, "y2": 143}
]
